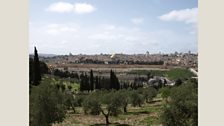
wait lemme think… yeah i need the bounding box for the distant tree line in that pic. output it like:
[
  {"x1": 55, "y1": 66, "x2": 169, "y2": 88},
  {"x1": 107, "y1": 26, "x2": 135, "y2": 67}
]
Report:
[
  {"x1": 79, "y1": 70, "x2": 120, "y2": 91},
  {"x1": 79, "y1": 69, "x2": 146, "y2": 92},
  {"x1": 70, "y1": 59, "x2": 164, "y2": 65},
  {"x1": 53, "y1": 69, "x2": 79, "y2": 79}
]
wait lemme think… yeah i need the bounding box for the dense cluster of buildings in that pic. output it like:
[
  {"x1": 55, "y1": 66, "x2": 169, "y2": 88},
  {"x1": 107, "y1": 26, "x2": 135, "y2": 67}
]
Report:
[{"x1": 39, "y1": 52, "x2": 198, "y2": 69}]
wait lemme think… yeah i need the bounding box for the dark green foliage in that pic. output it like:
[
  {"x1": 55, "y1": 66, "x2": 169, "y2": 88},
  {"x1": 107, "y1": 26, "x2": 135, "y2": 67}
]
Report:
[
  {"x1": 29, "y1": 58, "x2": 34, "y2": 85},
  {"x1": 110, "y1": 70, "x2": 120, "y2": 90},
  {"x1": 84, "y1": 73, "x2": 90, "y2": 91},
  {"x1": 74, "y1": 94, "x2": 85, "y2": 107},
  {"x1": 33, "y1": 47, "x2": 41, "y2": 85},
  {"x1": 82, "y1": 90, "x2": 124, "y2": 124},
  {"x1": 29, "y1": 80, "x2": 67, "y2": 126},
  {"x1": 95, "y1": 76, "x2": 101, "y2": 90},
  {"x1": 161, "y1": 82, "x2": 198, "y2": 126},
  {"x1": 90, "y1": 69, "x2": 94, "y2": 91},
  {"x1": 100, "y1": 77, "x2": 110, "y2": 90},
  {"x1": 100, "y1": 91, "x2": 123, "y2": 123},
  {"x1": 30, "y1": 47, "x2": 41, "y2": 86},
  {"x1": 138, "y1": 87, "x2": 158, "y2": 103},
  {"x1": 29, "y1": 47, "x2": 49, "y2": 87},
  {"x1": 80, "y1": 73, "x2": 85, "y2": 91},
  {"x1": 160, "y1": 87, "x2": 171, "y2": 103},
  {"x1": 129, "y1": 70, "x2": 166, "y2": 77},
  {"x1": 80, "y1": 73, "x2": 91, "y2": 91},
  {"x1": 82, "y1": 93, "x2": 101, "y2": 115},
  {"x1": 130, "y1": 90, "x2": 144, "y2": 107},
  {"x1": 175, "y1": 79, "x2": 183, "y2": 86},
  {"x1": 64, "y1": 93, "x2": 77, "y2": 113},
  {"x1": 68, "y1": 85, "x2": 72, "y2": 90},
  {"x1": 117, "y1": 89, "x2": 131, "y2": 113},
  {"x1": 39, "y1": 61, "x2": 49, "y2": 74},
  {"x1": 60, "y1": 84, "x2": 66, "y2": 92},
  {"x1": 53, "y1": 69, "x2": 79, "y2": 79}
]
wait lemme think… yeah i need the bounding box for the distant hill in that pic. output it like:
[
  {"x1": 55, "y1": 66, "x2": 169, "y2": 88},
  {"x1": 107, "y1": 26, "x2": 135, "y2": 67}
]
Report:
[{"x1": 29, "y1": 53, "x2": 57, "y2": 58}]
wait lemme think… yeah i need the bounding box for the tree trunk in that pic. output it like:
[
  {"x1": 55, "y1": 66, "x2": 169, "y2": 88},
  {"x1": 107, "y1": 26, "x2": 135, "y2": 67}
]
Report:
[
  {"x1": 71, "y1": 105, "x2": 76, "y2": 113},
  {"x1": 101, "y1": 109, "x2": 110, "y2": 125},
  {"x1": 138, "y1": 103, "x2": 141, "y2": 107},
  {"x1": 124, "y1": 107, "x2": 127, "y2": 113},
  {"x1": 105, "y1": 115, "x2": 109, "y2": 125},
  {"x1": 124, "y1": 103, "x2": 128, "y2": 113}
]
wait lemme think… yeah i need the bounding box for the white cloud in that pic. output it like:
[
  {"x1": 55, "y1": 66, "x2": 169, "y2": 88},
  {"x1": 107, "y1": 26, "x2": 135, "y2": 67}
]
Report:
[
  {"x1": 46, "y1": 2, "x2": 96, "y2": 14},
  {"x1": 46, "y1": 2, "x2": 74, "y2": 13},
  {"x1": 159, "y1": 8, "x2": 198, "y2": 24},
  {"x1": 45, "y1": 23, "x2": 79, "y2": 35},
  {"x1": 131, "y1": 18, "x2": 144, "y2": 25},
  {"x1": 74, "y1": 3, "x2": 96, "y2": 14},
  {"x1": 101, "y1": 24, "x2": 116, "y2": 30}
]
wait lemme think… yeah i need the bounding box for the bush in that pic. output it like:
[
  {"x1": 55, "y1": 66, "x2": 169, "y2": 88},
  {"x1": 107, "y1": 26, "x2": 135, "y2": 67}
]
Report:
[
  {"x1": 161, "y1": 82, "x2": 198, "y2": 126},
  {"x1": 138, "y1": 87, "x2": 157, "y2": 103},
  {"x1": 30, "y1": 80, "x2": 67, "y2": 126},
  {"x1": 82, "y1": 93, "x2": 101, "y2": 115},
  {"x1": 100, "y1": 90, "x2": 123, "y2": 124},
  {"x1": 82, "y1": 90, "x2": 124, "y2": 124},
  {"x1": 75, "y1": 94, "x2": 85, "y2": 107},
  {"x1": 130, "y1": 90, "x2": 144, "y2": 107},
  {"x1": 117, "y1": 89, "x2": 131, "y2": 112},
  {"x1": 159, "y1": 87, "x2": 171, "y2": 102}
]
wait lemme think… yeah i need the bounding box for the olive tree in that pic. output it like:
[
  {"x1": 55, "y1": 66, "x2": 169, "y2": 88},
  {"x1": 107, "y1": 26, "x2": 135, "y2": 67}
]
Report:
[
  {"x1": 138, "y1": 87, "x2": 157, "y2": 103},
  {"x1": 82, "y1": 93, "x2": 101, "y2": 115},
  {"x1": 30, "y1": 80, "x2": 67, "y2": 126},
  {"x1": 100, "y1": 90, "x2": 123, "y2": 124},
  {"x1": 82, "y1": 90, "x2": 123, "y2": 125},
  {"x1": 130, "y1": 90, "x2": 144, "y2": 107},
  {"x1": 117, "y1": 89, "x2": 131, "y2": 113},
  {"x1": 161, "y1": 82, "x2": 198, "y2": 126}
]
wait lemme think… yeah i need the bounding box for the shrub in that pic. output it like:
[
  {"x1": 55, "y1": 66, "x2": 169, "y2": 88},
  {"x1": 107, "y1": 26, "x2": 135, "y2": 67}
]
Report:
[
  {"x1": 30, "y1": 81, "x2": 67, "y2": 126},
  {"x1": 117, "y1": 89, "x2": 131, "y2": 113},
  {"x1": 161, "y1": 82, "x2": 198, "y2": 126},
  {"x1": 138, "y1": 87, "x2": 157, "y2": 103},
  {"x1": 82, "y1": 93, "x2": 101, "y2": 115},
  {"x1": 130, "y1": 90, "x2": 144, "y2": 107},
  {"x1": 160, "y1": 87, "x2": 171, "y2": 103}
]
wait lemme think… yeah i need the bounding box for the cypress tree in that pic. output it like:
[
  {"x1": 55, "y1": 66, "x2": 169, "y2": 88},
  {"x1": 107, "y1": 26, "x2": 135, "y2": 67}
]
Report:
[
  {"x1": 80, "y1": 73, "x2": 84, "y2": 91},
  {"x1": 110, "y1": 70, "x2": 114, "y2": 89},
  {"x1": 29, "y1": 58, "x2": 33, "y2": 84},
  {"x1": 84, "y1": 73, "x2": 90, "y2": 92},
  {"x1": 33, "y1": 47, "x2": 41, "y2": 86},
  {"x1": 95, "y1": 76, "x2": 100, "y2": 90},
  {"x1": 98, "y1": 77, "x2": 101, "y2": 89},
  {"x1": 90, "y1": 69, "x2": 94, "y2": 91},
  {"x1": 110, "y1": 70, "x2": 120, "y2": 90},
  {"x1": 114, "y1": 74, "x2": 120, "y2": 90}
]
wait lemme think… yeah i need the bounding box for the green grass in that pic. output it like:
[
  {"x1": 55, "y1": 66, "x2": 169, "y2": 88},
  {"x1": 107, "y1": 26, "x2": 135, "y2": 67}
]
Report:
[
  {"x1": 128, "y1": 68, "x2": 194, "y2": 81},
  {"x1": 54, "y1": 98, "x2": 164, "y2": 126},
  {"x1": 141, "y1": 116, "x2": 161, "y2": 126},
  {"x1": 166, "y1": 68, "x2": 194, "y2": 80},
  {"x1": 42, "y1": 75, "x2": 80, "y2": 92},
  {"x1": 128, "y1": 70, "x2": 167, "y2": 76}
]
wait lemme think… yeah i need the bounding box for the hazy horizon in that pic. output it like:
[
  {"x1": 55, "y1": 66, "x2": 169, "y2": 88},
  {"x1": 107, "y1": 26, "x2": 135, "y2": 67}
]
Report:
[
  {"x1": 30, "y1": 0, "x2": 198, "y2": 55},
  {"x1": 29, "y1": 51, "x2": 197, "y2": 56}
]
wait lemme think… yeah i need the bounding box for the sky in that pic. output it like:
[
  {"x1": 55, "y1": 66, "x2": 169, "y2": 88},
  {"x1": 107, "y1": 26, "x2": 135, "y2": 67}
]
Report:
[{"x1": 29, "y1": 0, "x2": 198, "y2": 55}]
